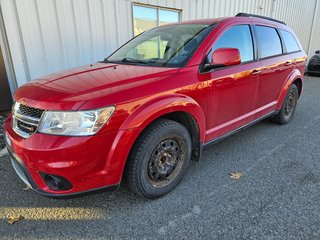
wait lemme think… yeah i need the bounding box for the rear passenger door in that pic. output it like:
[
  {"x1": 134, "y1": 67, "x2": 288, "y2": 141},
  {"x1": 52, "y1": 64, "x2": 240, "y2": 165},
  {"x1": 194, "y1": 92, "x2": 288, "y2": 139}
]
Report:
[{"x1": 254, "y1": 25, "x2": 293, "y2": 116}]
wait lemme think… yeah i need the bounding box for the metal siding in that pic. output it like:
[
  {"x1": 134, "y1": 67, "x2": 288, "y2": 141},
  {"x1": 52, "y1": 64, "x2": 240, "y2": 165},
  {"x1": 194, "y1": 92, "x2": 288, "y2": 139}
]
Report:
[
  {"x1": 1, "y1": 0, "x2": 29, "y2": 86},
  {"x1": 36, "y1": 0, "x2": 65, "y2": 73},
  {"x1": 0, "y1": 0, "x2": 318, "y2": 88},
  {"x1": 308, "y1": 0, "x2": 320, "y2": 55},
  {"x1": 16, "y1": 0, "x2": 49, "y2": 80},
  {"x1": 273, "y1": 0, "x2": 316, "y2": 52},
  {"x1": 55, "y1": 0, "x2": 83, "y2": 68}
]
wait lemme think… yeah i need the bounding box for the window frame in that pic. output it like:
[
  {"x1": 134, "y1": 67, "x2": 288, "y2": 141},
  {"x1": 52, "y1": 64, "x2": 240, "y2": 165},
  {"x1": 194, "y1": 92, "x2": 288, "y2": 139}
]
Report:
[
  {"x1": 211, "y1": 24, "x2": 256, "y2": 64},
  {"x1": 200, "y1": 23, "x2": 303, "y2": 74},
  {"x1": 131, "y1": 3, "x2": 181, "y2": 37},
  {"x1": 253, "y1": 25, "x2": 284, "y2": 60},
  {"x1": 200, "y1": 24, "x2": 257, "y2": 73},
  {"x1": 278, "y1": 29, "x2": 301, "y2": 54}
]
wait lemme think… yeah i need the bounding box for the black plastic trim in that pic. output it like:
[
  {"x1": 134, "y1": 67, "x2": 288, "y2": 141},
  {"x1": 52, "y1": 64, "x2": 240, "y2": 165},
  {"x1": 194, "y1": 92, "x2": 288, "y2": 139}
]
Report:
[
  {"x1": 204, "y1": 111, "x2": 277, "y2": 147},
  {"x1": 236, "y1": 12, "x2": 286, "y2": 25},
  {"x1": 37, "y1": 184, "x2": 120, "y2": 199},
  {"x1": 39, "y1": 172, "x2": 73, "y2": 191}
]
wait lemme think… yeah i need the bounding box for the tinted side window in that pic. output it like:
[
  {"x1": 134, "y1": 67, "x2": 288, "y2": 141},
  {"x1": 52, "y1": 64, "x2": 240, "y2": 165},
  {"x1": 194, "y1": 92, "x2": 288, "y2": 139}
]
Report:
[
  {"x1": 210, "y1": 25, "x2": 254, "y2": 63},
  {"x1": 255, "y1": 26, "x2": 282, "y2": 58},
  {"x1": 279, "y1": 30, "x2": 300, "y2": 53}
]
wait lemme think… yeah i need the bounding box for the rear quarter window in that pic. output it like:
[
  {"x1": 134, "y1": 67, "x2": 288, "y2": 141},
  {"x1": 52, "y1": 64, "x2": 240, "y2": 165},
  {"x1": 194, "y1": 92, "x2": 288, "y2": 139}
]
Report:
[
  {"x1": 279, "y1": 29, "x2": 301, "y2": 53},
  {"x1": 255, "y1": 26, "x2": 283, "y2": 58}
]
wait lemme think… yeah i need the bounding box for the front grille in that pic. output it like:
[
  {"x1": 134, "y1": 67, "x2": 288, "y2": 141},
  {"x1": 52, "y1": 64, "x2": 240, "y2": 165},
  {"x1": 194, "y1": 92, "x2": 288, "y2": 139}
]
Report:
[
  {"x1": 16, "y1": 120, "x2": 37, "y2": 134},
  {"x1": 19, "y1": 104, "x2": 44, "y2": 119},
  {"x1": 12, "y1": 103, "x2": 44, "y2": 138}
]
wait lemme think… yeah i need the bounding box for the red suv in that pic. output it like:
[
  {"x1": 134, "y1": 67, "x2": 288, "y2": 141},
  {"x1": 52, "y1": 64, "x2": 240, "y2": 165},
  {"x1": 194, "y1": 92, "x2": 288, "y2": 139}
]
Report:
[{"x1": 5, "y1": 14, "x2": 306, "y2": 199}]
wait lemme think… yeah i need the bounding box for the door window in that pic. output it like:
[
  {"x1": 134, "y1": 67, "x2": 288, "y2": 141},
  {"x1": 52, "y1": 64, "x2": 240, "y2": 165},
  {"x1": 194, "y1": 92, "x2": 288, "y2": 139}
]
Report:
[
  {"x1": 209, "y1": 25, "x2": 254, "y2": 63},
  {"x1": 255, "y1": 26, "x2": 283, "y2": 58}
]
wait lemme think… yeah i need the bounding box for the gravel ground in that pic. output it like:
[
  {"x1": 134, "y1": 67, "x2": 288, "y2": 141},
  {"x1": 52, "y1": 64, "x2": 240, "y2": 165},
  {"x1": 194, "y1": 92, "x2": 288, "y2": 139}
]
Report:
[
  {"x1": 0, "y1": 112, "x2": 9, "y2": 150},
  {"x1": 0, "y1": 76, "x2": 320, "y2": 240}
]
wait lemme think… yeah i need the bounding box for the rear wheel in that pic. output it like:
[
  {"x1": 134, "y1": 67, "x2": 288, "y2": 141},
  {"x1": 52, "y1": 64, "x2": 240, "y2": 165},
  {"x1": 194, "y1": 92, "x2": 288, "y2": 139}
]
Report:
[
  {"x1": 272, "y1": 84, "x2": 299, "y2": 124},
  {"x1": 125, "y1": 119, "x2": 191, "y2": 199}
]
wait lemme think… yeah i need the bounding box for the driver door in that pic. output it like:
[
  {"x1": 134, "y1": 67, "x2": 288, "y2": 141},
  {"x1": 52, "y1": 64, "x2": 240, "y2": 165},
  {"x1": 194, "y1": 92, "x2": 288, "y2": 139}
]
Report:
[{"x1": 202, "y1": 24, "x2": 262, "y2": 141}]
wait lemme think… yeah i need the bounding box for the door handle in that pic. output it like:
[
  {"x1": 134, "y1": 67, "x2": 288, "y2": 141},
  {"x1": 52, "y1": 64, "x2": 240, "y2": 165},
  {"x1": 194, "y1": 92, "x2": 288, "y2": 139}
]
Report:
[
  {"x1": 285, "y1": 61, "x2": 293, "y2": 66},
  {"x1": 251, "y1": 69, "x2": 261, "y2": 75}
]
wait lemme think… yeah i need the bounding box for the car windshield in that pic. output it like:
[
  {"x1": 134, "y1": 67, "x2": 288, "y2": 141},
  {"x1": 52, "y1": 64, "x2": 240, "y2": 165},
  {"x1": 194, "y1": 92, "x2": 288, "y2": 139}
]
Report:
[{"x1": 105, "y1": 24, "x2": 214, "y2": 67}]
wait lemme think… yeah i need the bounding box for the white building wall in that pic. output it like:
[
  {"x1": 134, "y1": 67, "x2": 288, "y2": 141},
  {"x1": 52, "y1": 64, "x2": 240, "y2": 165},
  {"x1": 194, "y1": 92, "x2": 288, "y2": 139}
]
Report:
[{"x1": 0, "y1": 0, "x2": 319, "y2": 89}]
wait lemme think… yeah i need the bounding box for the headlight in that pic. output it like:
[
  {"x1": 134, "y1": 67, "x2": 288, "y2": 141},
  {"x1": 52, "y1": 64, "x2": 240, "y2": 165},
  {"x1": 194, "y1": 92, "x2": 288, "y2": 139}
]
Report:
[{"x1": 38, "y1": 106, "x2": 115, "y2": 136}]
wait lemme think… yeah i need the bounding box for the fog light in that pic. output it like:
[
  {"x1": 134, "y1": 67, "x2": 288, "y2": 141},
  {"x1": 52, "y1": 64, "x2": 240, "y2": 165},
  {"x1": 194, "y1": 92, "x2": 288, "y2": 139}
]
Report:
[{"x1": 40, "y1": 173, "x2": 73, "y2": 191}]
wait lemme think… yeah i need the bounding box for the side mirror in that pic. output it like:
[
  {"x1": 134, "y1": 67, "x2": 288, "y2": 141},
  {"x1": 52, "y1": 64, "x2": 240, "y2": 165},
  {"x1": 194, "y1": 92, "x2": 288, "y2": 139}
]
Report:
[
  {"x1": 315, "y1": 50, "x2": 320, "y2": 54},
  {"x1": 205, "y1": 48, "x2": 241, "y2": 70}
]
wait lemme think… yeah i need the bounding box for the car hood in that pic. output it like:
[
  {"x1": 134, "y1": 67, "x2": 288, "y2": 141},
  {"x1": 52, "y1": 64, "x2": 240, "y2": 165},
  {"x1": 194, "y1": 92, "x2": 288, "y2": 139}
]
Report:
[{"x1": 14, "y1": 63, "x2": 179, "y2": 110}]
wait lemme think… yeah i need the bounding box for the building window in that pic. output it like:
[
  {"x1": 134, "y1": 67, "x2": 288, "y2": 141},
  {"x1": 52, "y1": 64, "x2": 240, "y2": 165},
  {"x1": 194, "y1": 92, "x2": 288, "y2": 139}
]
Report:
[{"x1": 133, "y1": 4, "x2": 180, "y2": 36}]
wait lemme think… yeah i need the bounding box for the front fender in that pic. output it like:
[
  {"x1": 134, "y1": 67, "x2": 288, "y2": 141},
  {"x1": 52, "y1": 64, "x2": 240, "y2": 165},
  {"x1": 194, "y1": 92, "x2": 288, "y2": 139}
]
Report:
[
  {"x1": 104, "y1": 94, "x2": 206, "y2": 183},
  {"x1": 276, "y1": 69, "x2": 303, "y2": 109},
  {"x1": 119, "y1": 94, "x2": 206, "y2": 142}
]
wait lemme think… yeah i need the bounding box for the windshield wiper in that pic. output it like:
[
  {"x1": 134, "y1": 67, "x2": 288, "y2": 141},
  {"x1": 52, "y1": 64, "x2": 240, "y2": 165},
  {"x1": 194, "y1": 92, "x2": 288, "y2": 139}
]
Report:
[
  {"x1": 121, "y1": 57, "x2": 147, "y2": 64},
  {"x1": 99, "y1": 58, "x2": 111, "y2": 63},
  {"x1": 99, "y1": 57, "x2": 148, "y2": 65}
]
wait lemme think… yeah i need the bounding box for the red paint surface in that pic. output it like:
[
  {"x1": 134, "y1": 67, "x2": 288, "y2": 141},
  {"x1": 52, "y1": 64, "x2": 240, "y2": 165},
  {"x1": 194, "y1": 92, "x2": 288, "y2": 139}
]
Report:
[{"x1": 5, "y1": 17, "x2": 307, "y2": 195}]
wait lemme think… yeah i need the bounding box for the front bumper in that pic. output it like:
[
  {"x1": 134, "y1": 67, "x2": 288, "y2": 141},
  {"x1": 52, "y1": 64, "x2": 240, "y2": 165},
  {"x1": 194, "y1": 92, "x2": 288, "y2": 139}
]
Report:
[
  {"x1": 4, "y1": 115, "x2": 138, "y2": 197},
  {"x1": 6, "y1": 144, "x2": 119, "y2": 198}
]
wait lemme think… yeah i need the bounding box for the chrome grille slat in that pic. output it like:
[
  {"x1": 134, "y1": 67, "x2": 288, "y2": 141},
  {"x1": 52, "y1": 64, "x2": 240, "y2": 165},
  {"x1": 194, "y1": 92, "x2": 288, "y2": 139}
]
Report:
[
  {"x1": 15, "y1": 112, "x2": 40, "y2": 126},
  {"x1": 12, "y1": 103, "x2": 45, "y2": 138}
]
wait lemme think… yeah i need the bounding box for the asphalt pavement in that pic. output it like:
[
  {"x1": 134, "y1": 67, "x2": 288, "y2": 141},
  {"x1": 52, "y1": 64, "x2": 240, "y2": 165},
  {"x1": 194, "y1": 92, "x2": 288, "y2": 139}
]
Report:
[{"x1": 1, "y1": 76, "x2": 320, "y2": 240}]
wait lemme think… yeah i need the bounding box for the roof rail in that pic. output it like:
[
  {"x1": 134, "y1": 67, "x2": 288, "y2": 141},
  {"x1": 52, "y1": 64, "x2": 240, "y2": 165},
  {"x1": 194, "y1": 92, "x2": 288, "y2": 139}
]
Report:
[{"x1": 235, "y1": 12, "x2": 286, "y2": 25}]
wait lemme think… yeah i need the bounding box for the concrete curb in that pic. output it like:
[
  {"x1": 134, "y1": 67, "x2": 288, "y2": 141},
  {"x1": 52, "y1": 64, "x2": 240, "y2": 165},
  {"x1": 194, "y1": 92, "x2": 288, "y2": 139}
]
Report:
[{"x1": 0, "y1": 148, "x2": 8, "y2": 158}]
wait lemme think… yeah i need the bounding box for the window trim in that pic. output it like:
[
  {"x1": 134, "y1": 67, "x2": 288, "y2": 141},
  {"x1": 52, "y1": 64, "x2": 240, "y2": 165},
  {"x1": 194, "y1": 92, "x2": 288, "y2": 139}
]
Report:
[
  {"x1": 200, "y1": 23, "x2": 303, "y2": 74},
  {"x1": 278, "y1": 29, "x2": 301, "y2": 54},
  {"x1": 199, "y1": 24, "x2": 257, "y2": 74},
  {"x1": 253, "y1": 25, "x2": 284, "y2": 60},
  {"x1": 253, "y1": 25, "x2": 302, "y2": 61},
  {"x1": 131, "y1": 3, "x2": 181, "y2": 37},
  {"x1": 211, "y1": 24, "x2": 256, "y2": 63}
]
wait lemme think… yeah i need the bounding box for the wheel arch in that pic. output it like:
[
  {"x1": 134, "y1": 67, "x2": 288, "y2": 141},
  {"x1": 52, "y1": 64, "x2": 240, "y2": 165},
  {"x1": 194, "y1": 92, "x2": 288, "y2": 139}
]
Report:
[
  {"x1": 292, "y1": 78, "x2": 302, "y2": 97},
  {"x1": 119, "y1": 94, "x2": 206, "y2": 142},
  {"x1": 276, "y1": 69, "x2": 303, "y2": 109},
  {"x1": 105, "y1": 94, "x2": 206, "y2": 185},
  {"x1": 109, "y1": 95, "x2": 206, "y2": 184}
]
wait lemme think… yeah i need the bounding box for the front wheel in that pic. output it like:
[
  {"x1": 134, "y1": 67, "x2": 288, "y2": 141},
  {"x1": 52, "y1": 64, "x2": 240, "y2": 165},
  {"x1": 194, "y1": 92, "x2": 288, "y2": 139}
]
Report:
[
  {"x1": 272, "y1": 84, "x2": 299, "y2": 124},
  {"x1": 125, "y1": 119, "x2": 192, "y2": 199}
]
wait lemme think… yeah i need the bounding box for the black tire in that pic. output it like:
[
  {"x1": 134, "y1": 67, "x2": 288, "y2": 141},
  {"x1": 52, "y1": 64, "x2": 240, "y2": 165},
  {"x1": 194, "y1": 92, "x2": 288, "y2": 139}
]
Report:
[
  {"x1": 125, "y1": 119, "x2": 192, "y2": 199},
  {"x1": 272, "y1": 84, "x2": 299, "y2": 124}
]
